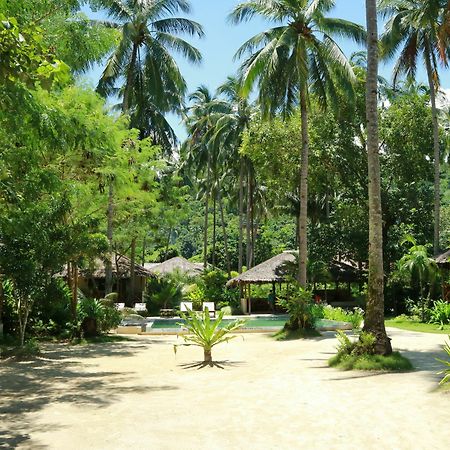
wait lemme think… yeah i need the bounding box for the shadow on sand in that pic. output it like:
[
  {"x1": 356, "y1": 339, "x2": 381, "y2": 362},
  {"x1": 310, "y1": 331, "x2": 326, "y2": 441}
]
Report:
[
  {"x1": 0, "y1": 339, "x2": 177, "y2": 449},
  {"x1": 178, "y1": 360, "x2": 246, "y2": 370}
]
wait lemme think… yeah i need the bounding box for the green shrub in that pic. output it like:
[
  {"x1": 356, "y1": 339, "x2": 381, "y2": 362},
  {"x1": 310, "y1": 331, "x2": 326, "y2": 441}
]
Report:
[
  {"x1": 1, "y1": 338, "x2": 41, "y2": 360},
  {"x1": 220, "y1": 306, "x2": 233, "y2": 316},
  {"x1": 329, "y1": 352, "x2": 413, "y2": 371},
  {"x1": 277, "y1": 284, "x2": 315, "y2": 330},
  {"x1": 335, "y1": 330, "x2": 376, "y2": 356},
  {"x1": 185, "y1": 283, "x2": 205, "y2": 310},
  {"x1": 104, "y1": 292, "x2": 119, "y2": 302},
  {"x1": 76, "y1": 298, "x2": 121, "y2": 336},
  {"x1": 145, "y1": 276, "x2": 183, "y2": 313},
  {"x1": 429, "y1": 301, "x2": 450, "y2": 326},
  {"x1": 323, "y1": 306, "x2": 364, "y2": 330}
]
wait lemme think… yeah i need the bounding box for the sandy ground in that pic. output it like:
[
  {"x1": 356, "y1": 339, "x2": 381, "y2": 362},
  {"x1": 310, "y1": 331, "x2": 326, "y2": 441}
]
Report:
[{"x1": 1, "y1": 328, "x2": 449, "y2": 450}]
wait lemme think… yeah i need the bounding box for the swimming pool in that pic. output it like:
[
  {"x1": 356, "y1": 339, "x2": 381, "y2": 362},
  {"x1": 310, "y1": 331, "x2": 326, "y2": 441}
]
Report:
[{"x1": 145, "y1": 316, "x2": 352, "y2": 332}]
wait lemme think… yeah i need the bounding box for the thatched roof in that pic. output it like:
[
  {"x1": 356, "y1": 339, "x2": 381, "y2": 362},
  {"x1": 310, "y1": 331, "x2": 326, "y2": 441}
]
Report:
[
  {"x1": 226, "y1": 251, "x2": 296, "y2": 287},
  {"x1": 148, "y1": 257, "x2": 204, "y2": 277},
  {"x1": 435, "y1": 249, "x2": 450, "y2": 268},
  {"x1": 70, "y1": 254, "x2": 153, "y2": 279}
]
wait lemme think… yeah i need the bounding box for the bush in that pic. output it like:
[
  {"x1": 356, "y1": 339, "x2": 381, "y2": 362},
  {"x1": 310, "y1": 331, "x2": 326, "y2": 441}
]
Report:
[
  {"x1": 277, "y1": 284, "x2": 315, "y2": 330},
  {"x1": 429, "y1": 300, "x2": 450, "y2": 326},
  {"x1": 185, "y1": 283, "x2": 205, "y2": 310},
  {"x1": 76, "y1": 298, "x2": 121, "y2": 336},
  {"x1": 323, "y1": 306, "x2": 364, "y2": 330},
  {"x1": 145, "y1": 276, "x2": 183, "y2": 313},
  {"x1": 329, "y1": 330, "x2": 413, "y2": 371},
  {"x1": 1, "y1": 338, "x2": 41, "y2": 360}
]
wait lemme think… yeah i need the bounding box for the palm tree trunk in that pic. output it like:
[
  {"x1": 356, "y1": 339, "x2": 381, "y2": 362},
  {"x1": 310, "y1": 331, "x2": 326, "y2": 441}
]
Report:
[
  {"x1": 363, "y1": 0, "x2": 392, "y2": 355},
  {"x1": 204, "y1": 347, "x2": 212, "y2": 365},
  {"x1": 424, "y1": 44, "x2": 441, "y2": 255},
  {"x1": 212, "y1": 191, "x2": 217, "y2": 267},
  {"x1": 238, "y1": 158, "x2": 244, "y2": 273},
  {"x1": 246, "y1": 167, "x2": 252, "y2": 269},
  {"x1": 250, "y1": 177, "x2": 255, "y2": 268},
  {"x1": 122, "y1": 44, "x2": 138, "y2": 113},
  {"x1": 130, "y1": 237, "x2": 136, "y2": 304},
  {"x1": 203, "y1": 152, "x2": 211, "y2": 268},
  {"x1": 105, "y1": 181, "x2": 114, "y2": 295},
  {"x1": 219, "y1": 188, "x2": 231, "y2": 277},
  {"x1": 298, "y1": 83, "x2": 309, "y2": 287}
]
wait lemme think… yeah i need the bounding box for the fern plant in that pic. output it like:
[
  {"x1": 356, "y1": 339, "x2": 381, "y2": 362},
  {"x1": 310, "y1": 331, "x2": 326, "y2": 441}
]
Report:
[{"x1": 174, "y1": 309, "x2": 247, "y2": 366}]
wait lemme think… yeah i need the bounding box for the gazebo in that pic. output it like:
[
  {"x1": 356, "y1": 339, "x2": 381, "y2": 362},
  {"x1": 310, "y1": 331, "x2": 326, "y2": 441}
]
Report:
[
  {"x1": 227, "y1": 251, "x2": 296, "y2": 314},
  {"x1": 435, "y1": 249, "x2": 450, "y2": 301}
]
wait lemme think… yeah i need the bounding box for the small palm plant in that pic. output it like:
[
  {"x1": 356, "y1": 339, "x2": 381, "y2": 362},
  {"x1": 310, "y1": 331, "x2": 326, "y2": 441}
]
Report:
[
  {"x1": 437, "y1": 337, "x2": 450, "y2": 386},
  {"x1": 174, "y1": 308, "x2": 247, "y2": 367}
]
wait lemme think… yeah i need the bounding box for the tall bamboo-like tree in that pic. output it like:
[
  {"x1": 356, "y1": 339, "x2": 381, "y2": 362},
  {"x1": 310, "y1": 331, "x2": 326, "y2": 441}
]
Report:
[
  {"x1": 230, "y1": 0, "x2": 365, "y2": 286},
  {"x1": 96, "y1": 0, "x2": 204, "y2": 149},
  {"x1": 364, "y1": 0, "x2": 392, "y2": 355},
  {"x1": 379, "y1": 0, "x2": 450, "y2": 254}
]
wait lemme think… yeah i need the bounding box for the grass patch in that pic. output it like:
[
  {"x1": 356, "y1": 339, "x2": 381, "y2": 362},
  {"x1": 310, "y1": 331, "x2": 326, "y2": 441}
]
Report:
[
  {"x1": 274, "y1": 328, "x2": 321, "y2": 341},
  {"x1": 385, "y1": 319, "x2": 450, "y2": 334},
  {"x1": 70, "y1": 334, "x2": 133, "y2": 345},
  {"x1": 0, "y1": 339, "x2": 41, "y2": 360},
  {"x1": 329, "y1": 351, "x2": 413, "y2": 371}
]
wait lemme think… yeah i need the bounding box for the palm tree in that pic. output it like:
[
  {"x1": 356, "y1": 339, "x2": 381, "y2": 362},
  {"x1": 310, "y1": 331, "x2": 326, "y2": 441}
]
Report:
[
  {"x1": 230, "y1": 0, "x2": 365, "y2": 286},
  {"x1": 379, "y1": 0, "x2": 449, "y2": 254},
  {"x1": 96, "y1": 0, "x2": 204, "y2": 150},
  {"x1": 399, "y1": 235, "x2": 439, "y2": 322},
  {"x1": 364, "y1": 0, "x2": 392, "y2": 355}
]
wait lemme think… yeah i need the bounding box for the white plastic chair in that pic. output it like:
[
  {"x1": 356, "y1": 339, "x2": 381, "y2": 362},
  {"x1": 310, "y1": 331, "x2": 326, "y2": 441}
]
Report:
[
  {"x1": 202, "y1": 302, "x2": 216, "y2": 318},
  {"x1": 180, "y1": 301, "x2": 193, "y2": 313},
  {"x1": 134, "y1": 303, "x2": 147, "y2": 312}
]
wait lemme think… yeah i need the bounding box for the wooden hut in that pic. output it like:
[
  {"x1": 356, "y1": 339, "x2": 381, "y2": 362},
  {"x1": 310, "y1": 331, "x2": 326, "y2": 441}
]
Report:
[
  {"x1": 435, "y1": 249, "x2": 450, "y2": 301},
  {"x1": 72, "y1": 254, "x2": 154, "y2": 304}
]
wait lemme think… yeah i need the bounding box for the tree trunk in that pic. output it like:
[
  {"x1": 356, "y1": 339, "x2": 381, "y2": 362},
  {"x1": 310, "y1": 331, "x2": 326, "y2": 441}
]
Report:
[
  {"x1": 0, "y1": 273, "x2": 4, "y2": 336},
  {"x1": 250, "y1": 176, "x2": 255, "y2": 268},
  {"x1": 122, "y1": 44, "x2": 138, "y2": 113},
  {"x1": 204, "y1": 347, "x2": 212, "y2": 365},
  {"x1": 246, "y1": 167, "x2": 252, "y2": 269},
  {"x1": 105, "y1": 181, "x2": 114, "y2": 295},
  {"x1": 72, "y1": 264, "x2": 78, "y2": 319},
  {"x1": 141, "y1": 234, "x2": 146, "y2": 266},
  {"x1": 298, "y1": 83, "x2": 309, "y2": 287},
  {"x1": 219, "y1": 189, "x2": 231, "y2": 278},
  {"x1": 17, "y1": 294, "x2": 31, "y2": 347},
  {"x1": 238, "y1": 158, "x2": 244, "y2": 273},
  {"x1": 363, "y1": 0, "x2": 392, "y2": 355},
  {"x1": 130, "y1": 237, "x2": 136, "y2": 304},
  {"x1": 212, "y1": 192, "x2": 217, "y2": 267},
  {"x1": 424, "y1": 44, "x2": 441, "y2": 255},
  {"x1": 203, "y1": 152, "x2": 211, "y2": 268}
]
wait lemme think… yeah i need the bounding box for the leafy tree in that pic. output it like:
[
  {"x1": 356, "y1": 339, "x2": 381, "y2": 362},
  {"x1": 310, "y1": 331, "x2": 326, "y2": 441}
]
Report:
[
  {"x1": 230, "y1": 0, "x2": 365, "y2": 286},
  {"x1": 379, "y1": 0, "x2": 450, "y2": 254}
]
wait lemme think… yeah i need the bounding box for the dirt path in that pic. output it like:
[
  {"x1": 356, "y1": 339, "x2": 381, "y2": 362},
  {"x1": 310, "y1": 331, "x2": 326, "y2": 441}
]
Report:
[{"x1": 1, "y1": 329, "x2": 449, "y2": 449}]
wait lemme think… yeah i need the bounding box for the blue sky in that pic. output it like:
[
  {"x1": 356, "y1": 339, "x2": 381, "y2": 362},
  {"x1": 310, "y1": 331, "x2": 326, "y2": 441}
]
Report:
[{"x1": 82, "y1": 0, "x2": 450, "y2": 140}]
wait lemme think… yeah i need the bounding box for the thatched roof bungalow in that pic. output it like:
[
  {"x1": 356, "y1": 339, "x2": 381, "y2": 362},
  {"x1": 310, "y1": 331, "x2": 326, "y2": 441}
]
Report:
[
  {"x1": 435, "y1": 249, "x2": 450, "y2": 269},
  {"x1": 435, "y1": 249, "x2": 450, "y2": 301},
  {"x1": 146, "y1": 257, "x2": 204, "y2": 278}
]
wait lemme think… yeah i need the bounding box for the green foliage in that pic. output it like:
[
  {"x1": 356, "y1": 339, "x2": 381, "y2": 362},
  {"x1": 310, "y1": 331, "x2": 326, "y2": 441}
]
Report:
[
  {"x1": 335, "y1": 330, "x2": 376, "y2": 357},
  {"x1": 429, "y1": 301, "x2": 450, "y2": 326},
  {"x1": 185, "y1": 284, "x2": 205, "y2": 310},
  {"x1": 323, "y1": 306, "x2": 364, "y2": 330},
  {"x1": 329, "y1": 351, "x2": 413, "y2": 371},
  {"x1": 385, "y1": 317, "x2": 450, "y2": 334},
  {"x1": 0, "y1": 337, "x2": 41, "y2": 360},
  {"x1": 437, "y1": 337, "x2": 450, "y2": 385},
  {"x1": 276, "y1": 284, "x2": 315, "y2": 330},
  {"x1": 174, "y1": 309, "x2": 247, "y2": 365},
  {"x1": 145, "y1": 276, "x2": 183, "y2": 312},
  {"x1": 76, "y1": 297, "x2": 121, "y2": 336}
]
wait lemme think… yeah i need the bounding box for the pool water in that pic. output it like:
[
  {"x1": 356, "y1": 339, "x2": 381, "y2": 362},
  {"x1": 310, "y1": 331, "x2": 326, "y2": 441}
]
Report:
[{"x1": 149, "y1": 317, "x2": 350, "y2": 330}]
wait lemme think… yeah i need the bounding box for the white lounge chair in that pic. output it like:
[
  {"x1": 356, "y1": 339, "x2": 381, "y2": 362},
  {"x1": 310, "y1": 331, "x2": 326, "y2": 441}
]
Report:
[
  {"x1": 116, "y1": 303, "x2": 125, "y2": 311},
  {"x1": 180, "y1": 301, "x2": 193, "y2": 313},
  {"x1": 134, "y1": 303, "x2": 147, "y2": 312},
  {"x1": 202, "y1": 302, "x2": 216, "y2": 318}
]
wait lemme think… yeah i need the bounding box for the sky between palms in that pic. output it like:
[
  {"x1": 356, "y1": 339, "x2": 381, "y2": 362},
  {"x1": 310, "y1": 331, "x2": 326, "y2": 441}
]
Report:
[{"x1": 82, "y1": 0, "x2": 450, "y2": 141}]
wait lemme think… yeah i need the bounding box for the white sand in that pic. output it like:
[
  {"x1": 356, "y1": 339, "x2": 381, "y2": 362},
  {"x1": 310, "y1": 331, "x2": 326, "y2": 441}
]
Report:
[{"x1": 1, "y1": 328, "x2": 449, "y2": 450}]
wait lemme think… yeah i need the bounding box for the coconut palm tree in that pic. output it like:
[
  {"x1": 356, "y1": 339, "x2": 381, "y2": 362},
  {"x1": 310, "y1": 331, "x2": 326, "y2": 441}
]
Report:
[
  {"x1": 379, "y1": 0, "x2": 450, "y2": 254},
  {"x1": 96, "y1": 0, "x2": 204, "y2": 150},
  {"x1": 229, "y1": 0, "x2": 365, "y2": 286},
  {"x1": 364, "y1": 0, "x2": 392, "y2": 355}
]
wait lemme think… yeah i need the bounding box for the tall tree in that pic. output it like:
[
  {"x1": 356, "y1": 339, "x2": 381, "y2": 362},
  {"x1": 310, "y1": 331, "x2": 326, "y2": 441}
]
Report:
[
  {"x1": 364, "y1": 0, "x2": 392, "y2": 355},
  {"x1": 230, "y1": 0, "x2": 365, "y2": 286},
  {"x1": 379, "y1": 0, "x2": 449, "y2": 254},
  {"x1": 96, "y1": 0, "x2": 204, "y2": 150}
]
